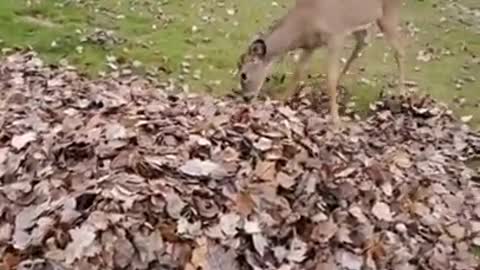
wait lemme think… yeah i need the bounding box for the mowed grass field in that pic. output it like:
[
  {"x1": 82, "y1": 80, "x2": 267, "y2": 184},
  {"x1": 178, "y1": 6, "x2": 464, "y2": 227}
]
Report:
[{"x1": 0, "y1": 0, "x2": 479, "y2": 128}]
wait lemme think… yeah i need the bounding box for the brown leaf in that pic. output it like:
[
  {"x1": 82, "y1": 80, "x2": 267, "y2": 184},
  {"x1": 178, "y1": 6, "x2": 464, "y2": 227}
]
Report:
[
  {"x1": 312, "y1": 219, "x2": 338, "y2": 243},
  {"x1": 335, "y1": 249, "x2": 363, "y2": 270},
  {"x1": 132, "y1": 229, "x2": 164, "y2": 264},
  {"x1": 392, "y1": 151, "x2": 412, "y2": 169},
  {"x1": 64, "y1": 224, "x2": 99, "y2": 264},
  {"x1": 113, "y1": 234, "x2": 135, "y2": 268},
  {"x1": 179, "y1": 158, "x2": 228, "y2": 179},
  {"x1": 287, "y1": 236, "x2": 307, "y2": 263},
  {"x1": 219, "y1": 212, "x2": 241, "y2": 237},
  {"x1": 446, "y1": 223, "x2": 466, "y2": 240},
  {"x1": 315, "y1": 256, "x2": 338, "y2": 270},
  {"x1": 206, "y1": 242, "x2": 240, "y2": 270},
  {"x1": 233, "y1": 191, "x2": 256, "y2": 217},
  {"x1": 164, "y1": 190, "x2": 187, "y2": 219},
  {"x1": 13, "y1": 201, "x2": 51, "y2": 250},
  {"x1": 190, "y1": 237, "x2": 208, "y2": 269},
  {"x1": 11, "y1": 131, "x2": 36, "y2": 150},
  {"x1": 252, "y1": 233, "x2": 268, "y2": 256},
  {"x1": 0, "y1": 223, "x2": 12, "y2": 243},
  {"x1": 194, "y1": 196, "x2": 220, "y2": 218},
  {"x1": 254, "y1": 160, "x2": 276, "y2": 181},
  {"x1": 276, "y1": 171, "x2": 296, "y2": 189},
  {"x1": 1, "y1": 252, "x2": 20, "y2": 270},
  {"x1": 372, "y1": 201, "x2": 393, "y2": 221},
  {"x1": 0, "y1": 148, "x2": 8, "y2": 164}
]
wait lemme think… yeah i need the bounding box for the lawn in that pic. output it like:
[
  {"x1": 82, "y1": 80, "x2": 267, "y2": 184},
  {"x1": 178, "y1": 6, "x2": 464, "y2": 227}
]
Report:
[{"x1": 0, "y1": 0, "x2": 479, "y2": 128}]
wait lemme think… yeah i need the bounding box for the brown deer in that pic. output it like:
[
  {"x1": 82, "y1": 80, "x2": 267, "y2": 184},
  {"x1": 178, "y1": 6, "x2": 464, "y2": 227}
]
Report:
[{"x1": 237, "y1": 0, "x2": 405, "y2": 128}]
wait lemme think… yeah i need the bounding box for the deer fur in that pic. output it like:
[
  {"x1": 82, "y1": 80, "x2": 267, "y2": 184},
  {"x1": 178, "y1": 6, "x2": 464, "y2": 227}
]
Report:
[{"x1": 237, "y1": 0, "x2": 405, "y2": 128}]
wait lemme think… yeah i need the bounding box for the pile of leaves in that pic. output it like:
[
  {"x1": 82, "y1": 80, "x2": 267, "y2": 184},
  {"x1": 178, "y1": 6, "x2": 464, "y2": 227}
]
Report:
[{"x1": 1, "y1": 51, "x2": 480, "y2": 270}]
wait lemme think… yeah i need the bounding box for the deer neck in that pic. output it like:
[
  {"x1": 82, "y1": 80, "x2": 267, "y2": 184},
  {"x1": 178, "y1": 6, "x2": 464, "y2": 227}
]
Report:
[{"x1": 262, "y1": 16, "x2": 303, "y2": 62}]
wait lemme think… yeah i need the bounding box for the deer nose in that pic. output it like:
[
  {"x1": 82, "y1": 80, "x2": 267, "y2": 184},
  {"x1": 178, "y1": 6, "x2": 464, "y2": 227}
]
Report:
[{"x1": 242, "y1": 94, "x2": 253, "y2": 102}]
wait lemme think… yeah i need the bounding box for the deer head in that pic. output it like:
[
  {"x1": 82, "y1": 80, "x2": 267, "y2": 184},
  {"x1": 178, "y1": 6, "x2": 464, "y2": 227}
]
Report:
[{"x1": 237, "y1": 39, "x2": 274, "y2": 100}]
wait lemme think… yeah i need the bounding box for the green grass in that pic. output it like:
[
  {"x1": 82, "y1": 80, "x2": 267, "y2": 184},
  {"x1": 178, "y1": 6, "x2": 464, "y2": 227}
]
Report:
[{"x1": 0, "y1": 0, "x2": 479, "y2": 128}]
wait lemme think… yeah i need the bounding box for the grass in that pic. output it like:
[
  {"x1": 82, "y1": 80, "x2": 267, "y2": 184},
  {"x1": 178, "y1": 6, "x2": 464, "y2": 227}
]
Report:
[{"x1": 0, "y1": 0, "x2": 479, "y2": 128}]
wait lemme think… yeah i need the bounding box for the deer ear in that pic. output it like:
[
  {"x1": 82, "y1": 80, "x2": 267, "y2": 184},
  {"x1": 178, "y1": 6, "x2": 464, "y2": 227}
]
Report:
[{"x1": 249, "y1": 39, "x2": 267, "y2": 58}]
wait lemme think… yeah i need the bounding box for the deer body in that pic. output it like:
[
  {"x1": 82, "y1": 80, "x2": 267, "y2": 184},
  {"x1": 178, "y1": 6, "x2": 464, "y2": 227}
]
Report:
[{"x1": 238, "y1": 0, "x2": 405, "y2": 127}]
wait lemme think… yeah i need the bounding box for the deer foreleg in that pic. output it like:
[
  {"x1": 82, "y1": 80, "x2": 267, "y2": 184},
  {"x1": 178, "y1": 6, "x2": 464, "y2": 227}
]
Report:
[
  {"x1": 378, "y1": 16, "x2": 405, "y2": 94},
  {"x1": 326, "y1": 36, "x2": 345, "y2": 128},
  {"x1": 339, "y1": 29, "x2": 368, "y2": 81},
  {"x1": 284, "y1": 49, "x2": 314, "y2": 99}
]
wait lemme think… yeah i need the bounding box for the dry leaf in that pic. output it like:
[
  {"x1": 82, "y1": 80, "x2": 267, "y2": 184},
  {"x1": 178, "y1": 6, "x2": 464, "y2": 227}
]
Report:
[
  {"x1": 190, "y1": 237, "x2": 208, "y2": 268},
  {"x1": 164, "y1": 191, "x2": 187, "y2": 219},
  {"x1": 312, "y1": 219, "x2": 338, "y2": 243},
  {"x1": 0, "y1": 223, "x2": 12, "y2": 243},
  {"x1": 336, "y1": 249, "x2": 363, "y2": 270},
  {"x1": 233, "y1": 192, "x2": 256, "y2": 217},
  {"x1": 252, "y1": 233, "x2": 268, "y2": 256},
  {"x1": 206, "y1": 242, "x2": 240, "y2": 270},
  {"x1": 11, "y1": 131, "x2": 36, "y2": 150},
  {"x1": 219, "y1": 212, "x2": 241, "y2": 237},
  {"x1": 372, "y1": 202, "x2": 393, "y2": 221},
  {"x1": 132, "y1": 229, "x2": 164, "y2": 264},
  {"x1": 179, "y1": 159, "x2": 228, "y2": 179},
  {"x1": 254, "y1": 161, "x2": 276, "y2": 181},
  {"x1": 64, "y1": 224, "x2": 99, "y2": 264},
  {"x1": 287, "y1": 236, "x2": 307, "y2": 263},
  {"x1": 113, "y1": 235, "x2": 135, "y2": 268}
]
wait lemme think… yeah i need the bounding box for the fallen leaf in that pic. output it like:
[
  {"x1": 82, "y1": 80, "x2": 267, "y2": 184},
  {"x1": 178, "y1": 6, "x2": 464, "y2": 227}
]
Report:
[
  {"x1": 164, "y1": 191, "x2": 187, "y2": 219},
  {"x1": 206, "y1": 242, "x2": 240, "y2": 270},
  {"x1": 11, "y1": 131, "x2": 36, "y2": 150},
  {"x1": 113, "y1": 235, "x2": 135, "y2": 268},
  {"x1": 312, "y1": 219, "x2": 338, "y2": 243},
  {"x1": 0, "y1": 223, "x2": 12, "y2": 243},
  {"x1": 0, "y1": 148, "x2": 8, "y2": 164},
  {"x1": 219, "y1": 212, "x2": 241, "y2": 237},
  {"x1": 276, "y1": 171, "x2": 296, "y2": 189},
  {"x1": 252, "y1": 233, "x2": 268, "y2": 256},
  {"x1": 461, "y1": 115, "x2": 473, "y2": 123},
  {"x1": 287, "y1": 236, "x2": 307, "y2": 263},
  {"x1": 446, "y1": 223, "x2": 465, "y2": 240},
  {"x1": 336, "y1": 249, "x2": 363, "y2": 270},
  {"x1": 233, "y1": 192, "x2": 256, "y2": 217},
  {"x1": 254, "y1": 160, "x2": 277, "y2": 181},
  {"x1": 190, "y1": 237, "x2": 208, "y2": 268},
  {"x1": 1, "y1": 252, "x2": 20, "y2": 270},
  {"x1": 372, "y1": 202, "x2": 393, "y2": 222},
  {"x1": 179, "y1": 159, "x2": 228, "y2": 179},
  {"x1": 64, "y1": 223, "x2": 99, "y2": 264},
  {"x1": 132, "y1": 229, "x2": 164, "y2": 264}
]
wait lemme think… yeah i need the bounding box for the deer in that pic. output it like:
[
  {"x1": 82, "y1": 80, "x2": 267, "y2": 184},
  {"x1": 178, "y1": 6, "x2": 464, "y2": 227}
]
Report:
[{"x1": 237, "y1": 0, "x2": 405, "y2": 128}]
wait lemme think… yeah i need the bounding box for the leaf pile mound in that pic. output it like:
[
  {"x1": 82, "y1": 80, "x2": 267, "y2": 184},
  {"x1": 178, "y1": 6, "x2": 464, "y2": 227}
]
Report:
[{"x1": 1, "y1": 52, "x2": 480, "y2": 270}]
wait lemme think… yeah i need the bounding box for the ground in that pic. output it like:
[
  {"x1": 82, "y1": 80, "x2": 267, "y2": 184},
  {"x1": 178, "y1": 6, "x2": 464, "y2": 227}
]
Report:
[{"x1": 0, "y1": 0, "x2": 479, "y2": 129}]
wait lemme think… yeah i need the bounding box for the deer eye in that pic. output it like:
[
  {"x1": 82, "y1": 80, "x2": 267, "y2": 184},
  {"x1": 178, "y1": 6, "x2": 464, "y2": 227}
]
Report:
[{"x1": 241, "y1": 73, "x2": 247, "y2": 80}]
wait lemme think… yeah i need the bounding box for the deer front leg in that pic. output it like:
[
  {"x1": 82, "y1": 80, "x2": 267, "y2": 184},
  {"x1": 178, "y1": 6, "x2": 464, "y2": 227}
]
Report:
[
  {"x1": 378, "y1": 18, "x2": 405, "y2": 94},
  {"x1": 283, "y1": 49, "x2": 314, "y2": 99},
  {"x1": 339, "y1": 29, "x2": 368, "y2": 81},
  {"x1": 326, "y1": 36, "x2": 345, "y2": 128}
]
